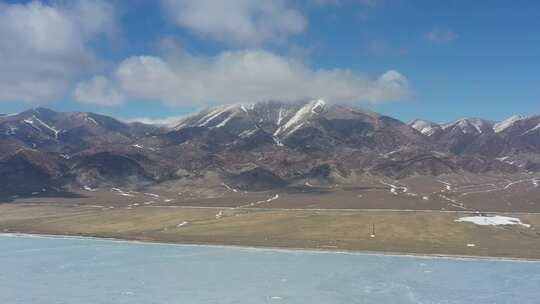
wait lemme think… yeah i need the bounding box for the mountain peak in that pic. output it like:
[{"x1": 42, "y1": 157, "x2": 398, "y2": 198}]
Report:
[
  {"x1": 408, "y1": 119, "x2": 440, "y2": 136},
  {"x1": 493, "y1": 115, "x2": 527, "y2": 133},
  {"x1": 25, "y1": 107, "x2": 57, "y2": 116},
  {"x1": 172, "y1": 99, "x2": 328, "y2": 135},
  {"x1": 273, "y1": 99, "x2": 326, "y2": 137},
  {"x1": 441, "y1": 118, "x2": 493, "y2": 134},
  {"x1": 1, "y1": 105, "x2": 540, "y2": 197}
]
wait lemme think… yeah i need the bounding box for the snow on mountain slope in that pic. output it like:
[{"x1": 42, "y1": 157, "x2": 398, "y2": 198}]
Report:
[
  {"x1": 493, "y1": 115, "x2": 526, "y2": 133},
  {"x1": 2, "y1": 104, "x2": 540, "y2": 197},
  {"x1": 173, "y1": 104, "x2": 252, "y2": 130},
  {"x1": 424, "y1": 115, "x2": 538, "y2": 138},
  {"x1": 172, "y1": 99, "x2": 328, "y2": 140},
  {"x1": 195, "y1": 105, "x2": 238, "y2": 127},
  {"x1": 408, "y1": 119, "x2": 441, "y2": 136},
  {"x1": 0, "y1": 108, "x2": 141, "y2": 155},
  {"x1": 522, "y1": 122, "x2": 540, "y2": 136},
  {"x1": 23, "y1": 115, "x2": 63, "y2": 139},
  {"x1": 273, "y1": 99, "x2": 326, "y2": 137},
  {"x1": 441, "y1": 118, "x2": 494, "y2": 135}
]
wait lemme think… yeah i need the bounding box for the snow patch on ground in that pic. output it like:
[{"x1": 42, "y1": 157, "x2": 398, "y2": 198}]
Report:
[
  {"x1": 4, "y1": 126, "x2": 17, "y2": 135},
  {"x1": 380, "y1": 181, "x2": 408, "y2": 195},
  {"x1": 111, "y1": 188, "x2": 135, "y2": 197},
  {"x1": 222, "y1": 183, "x2": 239, "y2": 193},
  {"x1": 215, "y1": 194, "x2": 280, "y2": 220},
  {"x1": 437, "y1": 180, "x2": 453, "y2": 191},
  {"x1": 382, "y1": 148, "x2": 406, "y2": 158},
  {"x1": 503, "y1": 179, "x2": 532, "y2": 190},
  {"x1": 272, "y1": 136, "x2": 284, "y2": 146},
  {"x1": 176, "y1": 221, "x2": 189, "y2": 228},
  {"x1": 440, "y1": 195, "x2": 466, "y2": 209},
  {"x1": 83, "y1": 186, "x2": 96, "y2": 192},
  {"x1": 240, "y1": 194, "x2": 280, "y2": 208},
  {"x1": 132, "y1": 144, "x2": 157, "y2": 151},
  {"x1": 455, "y1": 215, "x2": 530, "y2": 228}
]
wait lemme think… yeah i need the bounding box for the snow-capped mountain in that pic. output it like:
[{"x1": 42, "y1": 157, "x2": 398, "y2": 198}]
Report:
[
  {"x1": 493, "y1": 115, "x2": 527, "y2": 133},
  {"x1": 171, "y1": 99, "x2": 426, "y2": 151},
  {"x1": 173, "y1": 99, "x2": 329, "y2": 142},
  {"x1": 408, "y1": 115, "x2": 540, "y2": 157},
  {"x1": 409, "y1": 117, "x2": 494, "y2": 138},
  {"x1": 0, "y1": 101, "x2": 538, "y2": 198},
  {"x1": 441, "y1": 118, "x2": 494, "y2": 135},
  {"x1": 0, "y1": 108, "x2": 160, "y2": 154},
  {"x1": 408, "y1": 119, "x2": 441, "y2": 136}
]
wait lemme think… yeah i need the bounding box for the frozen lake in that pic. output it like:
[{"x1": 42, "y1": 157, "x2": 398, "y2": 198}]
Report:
[{"x1": 1, "y1": 234, "x2": 540, "y2": 304}]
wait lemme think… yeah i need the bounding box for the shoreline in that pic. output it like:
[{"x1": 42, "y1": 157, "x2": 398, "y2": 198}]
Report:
[{"x1": 2, "y1": 231, "x2": 539, "y2": 263}]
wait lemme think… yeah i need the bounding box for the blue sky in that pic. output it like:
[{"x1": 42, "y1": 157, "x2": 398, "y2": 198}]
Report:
[{"x1": 0, "y1": 0, "x2": 539, "y2": 123}]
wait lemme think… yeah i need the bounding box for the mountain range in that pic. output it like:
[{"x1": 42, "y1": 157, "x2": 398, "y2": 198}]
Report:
[{"x1": 1, "y1": 100, "x2": 539, "y2": 198}]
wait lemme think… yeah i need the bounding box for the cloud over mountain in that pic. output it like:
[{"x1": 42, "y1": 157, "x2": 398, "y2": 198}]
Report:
[{"x1": 74, "y1": 49, "x2": 409, "y2": 107}]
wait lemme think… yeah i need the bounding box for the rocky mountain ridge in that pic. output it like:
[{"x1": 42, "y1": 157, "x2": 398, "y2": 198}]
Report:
[{"x1": 1, "y1": 100, "x2": 538, "y2": 198}]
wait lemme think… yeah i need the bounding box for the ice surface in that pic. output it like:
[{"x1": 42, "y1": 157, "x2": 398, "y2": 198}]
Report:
[{"x1": 1, "y1": 234, "x2": 540, "y2": 304}]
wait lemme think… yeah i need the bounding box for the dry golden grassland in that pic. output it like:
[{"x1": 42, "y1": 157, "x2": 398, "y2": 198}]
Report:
[{"x1": 1, "y1": 203, "x2": 540, "y2": 259}]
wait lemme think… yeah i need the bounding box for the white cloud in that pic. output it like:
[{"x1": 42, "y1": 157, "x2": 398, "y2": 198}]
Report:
[
  {"x1": 74, "y1": 76, "x2": 125, "y2": 106},
  {"x1": 0, "y1": 0, "x2": 117, "y2": 104},
  {"x1": 122, "y1": 115, "x2": 187, "y2": 126},
  {"x1": 74, "y1": 49, "x2": 409, "y2": 107},
  {"x1": 425, "y1": 28, "x2": 459, "y2": 44},
  {"x1": 160, "y1": 0, "x2": 306, "y2": 46}
]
